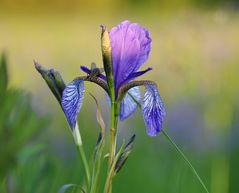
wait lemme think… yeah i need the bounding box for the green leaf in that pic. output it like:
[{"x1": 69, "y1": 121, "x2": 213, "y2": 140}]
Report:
[
  {"x1": 0, "y1": 53, "x2": 8, "y2": 92},
  {"x1": 89, "y1": 93, "x2": 106, "y2": 193},
  {"x1": 114, "y1": 134, "x2": 136, "y2": 173},
  {"x1": 162, "y1": 130, "x2": 209, "y2": 193},
  {"x1": 17, "y1": 144, "x2": 47, "y2": 166},
  {"x1": 58, "y1": 184, "x2": 85, "y2": 193}
]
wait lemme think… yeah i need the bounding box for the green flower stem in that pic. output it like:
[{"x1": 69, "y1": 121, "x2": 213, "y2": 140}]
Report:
[
  {"x1": 76, "y1": 144, "x2": 91, "y2": 191},
  {"x1": 109, "y1": 102, "x2": 119, "y2": 164},
  {"x1": 162, "y1": 130, "x2": 209, "y2": 193},
  {"x1": 104, "y1": 141, "x2": 124, "y2": 193},
  {"x1": 90, "y1": 136, "x2": 105, "y2": 193},
  {"x1": 106, "y1": 101, "x2": 119, "y2": 193},
  {"x1": 109, "y1": 104, "x2": 115, "y2": 165},
  {"x1": 89, "y1": 152, "x2": 102, "y2": 193},
  {"x1": 73, "y1": 123, "x2": 91, "y2": 192},
  {"x1": 104, "y1": 157, "x2": 116, "y2": 193},
  {"x1": 101, "y1": 25, "x2": 117, "y2": 166}
]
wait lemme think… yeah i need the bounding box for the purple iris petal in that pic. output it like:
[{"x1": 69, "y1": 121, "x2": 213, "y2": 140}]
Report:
[
  {"x1": 80, "y1": 66, "x2": 92, "y2": 74},
  {"x1": 142, "y1": 84, "x2": 166, "y2": 136},
  {"x1": 106, "y1": 87, "x2": 141, "y2": 121},
  {"x1": 121, "y1": 67, "x2": 152, "y2": 86},
  {"x1": 80, "y1": 65, "x2": 106, "y2": 80},
  {"x1": 120, "y1": 86, "x2": 141, "y2": 121},
  {"x1": 109, "y1": 20, "x2": 152, "y2": 91},
  {"x1": 61, "y1": 80, "x2": 85, "y2": 129}
]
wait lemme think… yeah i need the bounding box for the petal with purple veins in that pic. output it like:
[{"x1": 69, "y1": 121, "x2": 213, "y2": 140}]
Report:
[
  {"x1": 61, "y1": 80, "x2": 85, "y2": 129},
  {"x1": 142, "y1": 84, "x2": 166, "y2": 136},
  {"x1": 120, "y1": 86, "x2": 141, "y2": 121}
]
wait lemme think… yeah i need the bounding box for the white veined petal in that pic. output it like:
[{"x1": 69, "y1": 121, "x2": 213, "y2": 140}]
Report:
[
  {"x1": 61, "y1": 80, "x2": 85, "y2": 129},
  {"x1": 142, "y1": 84, "x2": 166, "y2": 136}
]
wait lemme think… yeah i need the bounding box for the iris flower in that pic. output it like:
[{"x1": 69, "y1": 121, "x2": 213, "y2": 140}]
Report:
[
  {"x1": 60, "y1": 20, "x2": 166, "y2": 136},
  {"x1": 35, "y1": 21, "x2": 210, "y2": 193},
  {"x1": 35, "y1": 20, "x2": 165, "y2": 136}
]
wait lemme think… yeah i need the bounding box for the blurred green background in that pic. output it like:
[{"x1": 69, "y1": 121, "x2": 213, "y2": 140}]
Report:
[{"x1": 0, "y1": 0, "x2": 239, "y2": 192}]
